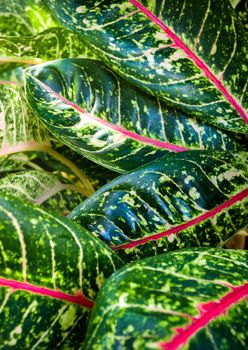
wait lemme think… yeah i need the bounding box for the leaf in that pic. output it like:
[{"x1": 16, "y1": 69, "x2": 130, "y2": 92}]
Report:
[
  {"x1": 233, "y1": 0, "x2": 248, "y2": 29},
  {"x1": 0, "y1": 153, "x2": 39, "y2": 176},
  {"x1": 0, "y1": 83, "x2": 51, "y2": 155},
  {"x1": 0, "y1": 64, "x2": 25, "y2": 84},
  {"x1": 0, "y1": 194, "x2": 123, "y2": 348},
  {"x1": 0, "y1": 0, "x2": 58, "y2": 36},
  {"x1": 69, "y1": 151, "x2": 248, "y2": 260},
  {"x1": 25, "y1": 59, "x2": 243, "y2": 173},
  {"x1": 0, "y1": 83, "x2": 95, "y2": 196},
  {"x1": 34, "y1": 143, "x2": 118, "y2": 190},
  {"x1": 84, "y1": 248, "x2": 248, "y2": 350},
  {"x1": 45, "y1": 0, "x2": 248, "y2": 133},
  {"x1": 0, "y1": 170, "x2": 87, "y2": 216},
  {"x1": 0, "y1": 27, "x2": 97, "y2": 70}
]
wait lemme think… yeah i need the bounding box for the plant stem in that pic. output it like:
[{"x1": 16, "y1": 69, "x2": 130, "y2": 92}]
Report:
[{"x1": 0, "y1": 57, "x2": 43, "y2": 65}]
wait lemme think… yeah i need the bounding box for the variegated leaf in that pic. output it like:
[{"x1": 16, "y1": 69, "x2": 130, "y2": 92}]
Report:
[
  {"x1": 35, "y1": 143, "x2": 118, "y2": 190},
  {"x1": 84, "y1": 248, "x2": 248, "y2": 350},
  {"x1": 0, "y1": 83, "x2": 51, "y2": 156},
  {"x1": 0, "y1": 28, "x2": 97, "y2": 72},
  {"x1": 45, "y1": 0, "x2": 248, "y2": 133},
  {"x1": 0, "y1": 0, "x2": 58, "y2": 36},
  {"x1": 25, "y1": 59, "x2": 242, "y2": 173},
  {"x1": 0, "y1": 83, "x2": 95, "y2": 196},
  {"x1": 0, "y1": 153, "x2": 39, "y2": 176},
  {"x1": 69, "y1": 151, "x2": 248, "y2": 260},
  {"x1": 0, "y1": 194, "x2": 123, "y2": 348},
  {"x1": 0, "y1": 170, "x2": 87, "y2": 216}
]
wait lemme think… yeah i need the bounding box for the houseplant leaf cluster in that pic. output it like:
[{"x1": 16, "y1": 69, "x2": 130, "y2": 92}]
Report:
[{"x1": 0, "y1": 0, "x2": 247, "y2": 349}]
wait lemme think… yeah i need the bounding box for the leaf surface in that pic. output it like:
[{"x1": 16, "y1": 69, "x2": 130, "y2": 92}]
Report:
[
  {"x1": 0, "y1": 83, "x2": 51, "y2": 156},
  {"x1": 69, "y1": 151, "x2": 248, "y2": 260},
  {"x1": 25, "y1": 59, "x2": 242, "y2": 173},
  {"x1": 0, "y1": 194, "x2": 123, "y2": 348},
  {"x1": 0, "y1": 0, "x2": 58, "y2": 36},
  {"x1": 84, "y1": 248, "x2": 248, "y2": 350},
  {"x1": 45, "y1": 0, "x2": 248, "y2": 133}
]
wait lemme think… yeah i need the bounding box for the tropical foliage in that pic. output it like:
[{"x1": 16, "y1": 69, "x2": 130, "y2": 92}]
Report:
[{"x1": 0, "y1": 1, "x2": 247, "y2": 349}]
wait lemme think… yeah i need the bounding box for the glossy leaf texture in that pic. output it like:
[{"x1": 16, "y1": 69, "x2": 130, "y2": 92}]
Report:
[
  {"x1": 25, "y1": 59, "x2": 243, "y2": 173},
  {"x1": 0, "y1": 194, "x2": 123, "y2": 349},
  {"x1": 44, "y1": 0, "x2": 248, "y2": 134},
  {"x1": 69, "y1": 151, "x2": 248, "y2": 260},
  {"x1": 84, "y1": 248, "x2": 248, "y2": 350},
  {"x1": 0, "y1": 83, "x2": 51, "y2": 156}
]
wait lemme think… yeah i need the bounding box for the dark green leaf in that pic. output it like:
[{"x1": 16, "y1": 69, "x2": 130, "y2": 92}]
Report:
[
  {"x1": 25, "y1": 59, "x2": 242, "y2": 173},
  {"x1": 84, "y1": 248, "x2": 248, "y2": 350},
  {"x1": 0, "y1": 194, "x2": 123, "y2": 348},
  {"x1": 45, "y1": 0, "x2": 248, "y2": 133},
  {"x1": 69, "y1": 151, "x2": 248, "y2": 260}
]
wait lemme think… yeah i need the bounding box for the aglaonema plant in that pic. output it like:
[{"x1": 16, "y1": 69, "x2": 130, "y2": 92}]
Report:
[{"x1": 0, "y1": 1, "x2": 247, "y2": 349}]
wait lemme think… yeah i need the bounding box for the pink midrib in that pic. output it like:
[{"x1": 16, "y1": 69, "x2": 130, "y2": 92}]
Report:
[
  {"x1": 112, "y1": 187, "x2": 248, "y2": 251},
  {"x1": 0, "y1": 277, "x2": 94, "y2": 309},
  {"x1": 129, "y1": 0, "x2": 248, "y2": 124},
  {"x1": 33, "y1": 78, "x2": 188, "y2": 152},
  {"x1": 159, "y1": 282, "x2": 248, "y2": 349}
]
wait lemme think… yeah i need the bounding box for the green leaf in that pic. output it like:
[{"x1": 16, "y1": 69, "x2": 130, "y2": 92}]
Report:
[
  {"x1": 69, "y1": 151, "x2": 248, "y2": 260},
  {"x1": 84, "y1": 248, "x2": 248, "y2": 350},
  {"x1": 0, "y1": 153, "x2": 40, "y2": 176},
  {"x1": 25, "y1": 59, "x2": 242, "y2": 173},
  {"x1": 0, "y1": 194, "x2": 123, "y2": 348},
  {"x1": 34, "y1": 143, "x2": 118, "y2": 190},
  {"x1": 45, "y1": 0, "x2": 248, "y2": 133},
  {"x1": 0, "y1": 0, "x2": 58, "y2": 36},
  {"x1": 0, "y1": 28, "x2": 97, "y2": 71},
  {"x1": 0, "y1": 83, "x2": 95, "y2": 196},
  {"x1": 0, "y1": 170, "x2": 86, "y2": 213},
  {"x1": 0, "y1": 64, "x2": 25, "y2": 84},
  {"x1": 0, "y1": 83, "x2": 51, "y2": 155}
]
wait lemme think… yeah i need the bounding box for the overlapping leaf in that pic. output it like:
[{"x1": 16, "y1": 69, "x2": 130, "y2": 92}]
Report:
[
  {"x1": 84, "y1": 248, "x2": 248, "y2": 350},
  {"x1": 45, "y1": 0, "x2": 248, "y2": 133},
  {"x1": 0, "y1": 28, "x2": 96, "y2": 72},
  {"x1": 0, "y1": 83, "x2": 95, "y2": 197},
  {"x1": 0, "y1": 194, "x2": 123, "y2": 348},
  {"x1": 0, "y1": 0, "x2": 58, "y2": 36},
  {"x1": 0, "y1": 170, "x2": 87, "y2": 216},
  {"x1": 25, "y1": 59, "x2": 242, "y2": 173},
  {"x1": 69, "y1": 151, "x2": 248, "y2": 260},
  {"x1": 0, "y1": 83, "x2": 51, "y2": 155}
]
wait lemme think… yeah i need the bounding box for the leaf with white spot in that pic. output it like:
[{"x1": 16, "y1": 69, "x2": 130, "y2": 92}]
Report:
[
  {"x1": 0, "y1": 83, "x2": 51, "y2": 155},
  {"x1": 0, "y1": 194, "x2": 123, "y2": 349},
  {"x1": 45, "y1": 0, "x2": 248, "y2": 133},
  {"x1": 69, "y1": 151, "x2": 248, "y2": 260},
  {"x1": 84, "y1": 248, "x2": 248, "y2": 350},
  {"x1": 25, "y1": 58, "x2": 242, "y2": 173}
]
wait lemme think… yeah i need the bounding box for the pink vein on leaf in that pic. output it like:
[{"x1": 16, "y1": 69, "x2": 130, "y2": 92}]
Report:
[
  {"x1": 112, "y1": 188, "x2": 248, "y2": 250},
  {"x1": 33, "y1": 78, "x2": 188, "y2": 153},
  {"x1": 159, "y1": 282, "x2": 248, "y2": 350},
  {"x1": 0, "y1": 277, "x2": 94, "y2": 309},
  {"x1": 129, "y1": 0, "x2": 248, "y2": 124}
]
